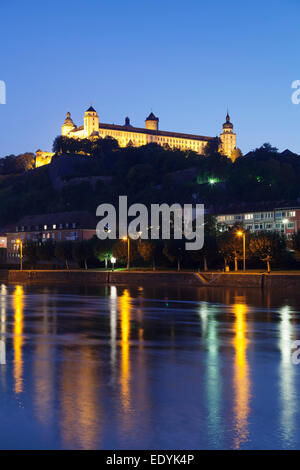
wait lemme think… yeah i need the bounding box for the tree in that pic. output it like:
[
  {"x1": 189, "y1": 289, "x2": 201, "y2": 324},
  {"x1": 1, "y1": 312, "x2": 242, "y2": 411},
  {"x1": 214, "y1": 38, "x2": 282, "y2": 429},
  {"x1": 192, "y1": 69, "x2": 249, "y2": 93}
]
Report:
[
  {"x1": 112, "y1": 239, "x2": 139, "y2": 266},
  {"x1": 36, "y1": 240, "x2": 55, "y2": 262},
  {"x1": 72, "y1": 241, "x2": 92, "y2": 269},
  {"x1": 54, "y1": 241, "x2": 73, "y2": 269},
  {"x1": 93, "y1": 238, "x2": 113, "y2": 269},
  {"x1": 0, "y1": 248, "x2": 6, "y2": 265},
  {"x1": 52, "y1": 136, "x2": 71, "y2": 154},
  {"x1": 138, "y1": 240, "x2": 157, "y2": 270},
  {"x1": 93, "y1": 136, "x2": 119, "y2": 157},
  {"x1": 23, "y1": 241, "x2": 38, "y2": 267},
  {"x1": 163, "y1": 239, "x2": 185, "y2": 271},
  {"x1": 204, "y1": 139, "x2": 221, "y2": 157},
  {"x1": 218, "y1": 227, "x2": 244, "y2": 271},
  {"x1": 249, "y1": 231, "x2": 285, "y2": 272},
  {"x1": 230, "y1": 148, "x2": 243, "y2": 162},
  {"x1": 292, "y1": 231, "x2": 300, "y2": 262},
  {"x1": 192, "y1": 214, "x2": 218, "y2": 271}
]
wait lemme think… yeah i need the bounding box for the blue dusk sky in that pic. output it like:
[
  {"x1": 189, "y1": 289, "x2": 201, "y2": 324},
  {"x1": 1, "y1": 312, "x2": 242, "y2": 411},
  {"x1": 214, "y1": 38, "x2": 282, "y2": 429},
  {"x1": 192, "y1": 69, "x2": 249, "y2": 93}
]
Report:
[{"x1": 0, "y1": 0, "x2": 300, "y2": 156}]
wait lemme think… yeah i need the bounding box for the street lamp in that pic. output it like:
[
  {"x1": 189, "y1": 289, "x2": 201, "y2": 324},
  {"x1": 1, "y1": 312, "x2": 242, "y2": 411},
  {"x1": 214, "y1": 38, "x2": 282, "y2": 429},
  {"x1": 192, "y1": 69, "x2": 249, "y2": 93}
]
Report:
[
  {"x1": 122, "y1": 236, "x2": 130, "y2": 271},
  {"x1": 110, "y1": 256, "x2": 116, "y2": 271},
  {"x1": 282, "y1": 218, "x2": 289, "y2": 236},
  {"x1": 237, "y1": 230, "x2": 246, "y2": 272},
  {"x1": 15, "y1": 239, "x2": 23, "y2": 271}
]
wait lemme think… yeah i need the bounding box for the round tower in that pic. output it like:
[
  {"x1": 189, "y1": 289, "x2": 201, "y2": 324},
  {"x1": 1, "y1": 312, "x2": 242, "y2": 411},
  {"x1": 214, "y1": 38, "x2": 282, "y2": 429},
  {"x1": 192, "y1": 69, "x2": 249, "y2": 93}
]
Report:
[
  {"x1": 84, "y1": 105, "x2": 99, "y2": 138},
  {"x1": 220, "y1": 111, "x2": 236, "y2": 159},
  {"x1": 61, "y1": 111, "x2": 76, "y2": 136},
  {"x1": 145, "y1": 112, "x2": 159, "y2": 131}
]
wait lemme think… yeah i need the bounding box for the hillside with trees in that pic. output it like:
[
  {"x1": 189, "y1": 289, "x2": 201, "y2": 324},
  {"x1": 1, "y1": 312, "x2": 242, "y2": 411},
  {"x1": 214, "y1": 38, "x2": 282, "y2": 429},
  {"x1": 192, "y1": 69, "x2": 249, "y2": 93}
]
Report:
[{"x1": 0, "y1": 139, "x2": 300, "y2": 229}]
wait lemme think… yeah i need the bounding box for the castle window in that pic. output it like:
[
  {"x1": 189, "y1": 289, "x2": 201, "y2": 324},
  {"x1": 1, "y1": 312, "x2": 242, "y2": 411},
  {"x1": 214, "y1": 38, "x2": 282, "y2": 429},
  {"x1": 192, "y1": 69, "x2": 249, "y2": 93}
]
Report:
[
  {"x1": 44, "y1": 225, "x2": 47, "y2": 230},
  {"x1": 53, "y1": 224, "x2": 56, "y2": 229}
]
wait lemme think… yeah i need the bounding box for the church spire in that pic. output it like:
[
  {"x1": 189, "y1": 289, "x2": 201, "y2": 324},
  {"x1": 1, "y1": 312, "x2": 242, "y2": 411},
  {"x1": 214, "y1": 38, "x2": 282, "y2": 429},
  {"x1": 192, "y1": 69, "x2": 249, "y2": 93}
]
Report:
[{"x1": 223, "y1": 110, "x2": 233, "y2": 129}]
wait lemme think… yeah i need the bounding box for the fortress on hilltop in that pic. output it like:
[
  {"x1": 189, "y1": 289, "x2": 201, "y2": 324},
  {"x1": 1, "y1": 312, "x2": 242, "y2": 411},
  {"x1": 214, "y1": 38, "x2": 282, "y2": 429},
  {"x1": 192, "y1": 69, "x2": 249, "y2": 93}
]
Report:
[{"x1": 36, "y1": 106, "x2": 237, "y2": 167}]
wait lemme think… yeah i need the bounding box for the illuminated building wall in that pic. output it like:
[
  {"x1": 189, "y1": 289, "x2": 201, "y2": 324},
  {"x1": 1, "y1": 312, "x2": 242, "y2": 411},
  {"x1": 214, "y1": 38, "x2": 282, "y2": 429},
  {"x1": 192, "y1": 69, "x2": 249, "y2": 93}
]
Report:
[
  {"x1": 36, "y1": 107, "x2": 238, "y2": 167},
  {"x1": 217, "y1": 207, "x2": 300, "y2": 239},
  {"x1": 35, "y1": 150, "x2": 55, "y2": 168}
]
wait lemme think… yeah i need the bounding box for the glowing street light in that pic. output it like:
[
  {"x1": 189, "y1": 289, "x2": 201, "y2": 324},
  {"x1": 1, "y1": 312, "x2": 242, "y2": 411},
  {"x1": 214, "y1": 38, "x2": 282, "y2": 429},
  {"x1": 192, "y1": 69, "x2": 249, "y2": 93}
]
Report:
[
  {"x1": 237, "y1": 230, "x2": 246, "y2": 272},
  {"x1": 208, "y1": 178, "x2": 217, "y2": 185},
  {"x1": 15, "y1": 239, "x2": 23, "y2": 271},
  {"x1": 122, "y1": 236, "x2": 130, "y2": 271},
  {"x1": 110, "y1": 256, "x2": 116, "y2": 271}
]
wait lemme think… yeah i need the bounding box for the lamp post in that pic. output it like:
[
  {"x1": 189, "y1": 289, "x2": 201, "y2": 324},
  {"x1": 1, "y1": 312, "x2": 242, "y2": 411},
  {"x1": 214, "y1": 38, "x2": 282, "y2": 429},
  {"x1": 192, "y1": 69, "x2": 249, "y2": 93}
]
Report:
[
  {"x1": 110, "y1": 256, "x2": 116, "y2": 271},
  {"x1": 16, "y1": 239, "x2": 23, "y2": 271},
  {"x1": 237, "y1": 231, "x2": 246, "y2": 271},
  {"x1": 122, "y1": 236, "x2": 130, "y2": 271},
  {"x1": 282, "y1": 218, "x2": 289, "y2": 236}
]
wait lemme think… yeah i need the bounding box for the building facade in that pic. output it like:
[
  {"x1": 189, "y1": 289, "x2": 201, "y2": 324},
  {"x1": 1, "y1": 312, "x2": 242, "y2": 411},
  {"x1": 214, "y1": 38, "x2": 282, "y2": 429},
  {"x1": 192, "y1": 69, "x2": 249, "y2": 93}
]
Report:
[
  {"x1": 6, "y1": 211, "x2": 97, "y2": 262},
  {"x1": 36, "y1": 106, "x2": 237, "y2": 167},
  {"x1": 217, "y1": 207, "x2": 300, "y2": 239}
]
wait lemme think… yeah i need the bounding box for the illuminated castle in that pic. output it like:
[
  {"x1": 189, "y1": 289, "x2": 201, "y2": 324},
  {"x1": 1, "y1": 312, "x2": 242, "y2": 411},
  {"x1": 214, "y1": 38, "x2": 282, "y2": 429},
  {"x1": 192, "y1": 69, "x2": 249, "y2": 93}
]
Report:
[{"x1": 36, "y1": 106, "x2": 237, "y2": 167}]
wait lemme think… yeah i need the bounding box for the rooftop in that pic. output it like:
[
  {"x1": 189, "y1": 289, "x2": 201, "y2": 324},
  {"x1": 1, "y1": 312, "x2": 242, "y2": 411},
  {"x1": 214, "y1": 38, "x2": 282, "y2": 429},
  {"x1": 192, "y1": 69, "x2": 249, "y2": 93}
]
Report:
[{"x1": 70, "y1": 122, "x2": 217, "y2": 142}]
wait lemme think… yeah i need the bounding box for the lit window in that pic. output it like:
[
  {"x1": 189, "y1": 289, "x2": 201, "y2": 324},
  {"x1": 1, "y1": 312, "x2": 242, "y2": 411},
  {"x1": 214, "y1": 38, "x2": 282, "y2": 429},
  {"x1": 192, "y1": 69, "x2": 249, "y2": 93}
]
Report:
[
  {"x1": 53, "y1": 224, "x2": 56, "y2": 229},
  {"x1": 44, "y1": 225, "x2": 47, "y2": 230}
]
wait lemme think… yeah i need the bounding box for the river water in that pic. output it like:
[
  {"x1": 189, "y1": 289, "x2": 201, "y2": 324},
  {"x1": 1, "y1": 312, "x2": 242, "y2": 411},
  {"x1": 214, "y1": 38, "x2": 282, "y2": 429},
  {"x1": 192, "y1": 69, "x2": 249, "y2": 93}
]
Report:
[{"x1": 0, "y1": 282, "x2": 299, "y2": 449}]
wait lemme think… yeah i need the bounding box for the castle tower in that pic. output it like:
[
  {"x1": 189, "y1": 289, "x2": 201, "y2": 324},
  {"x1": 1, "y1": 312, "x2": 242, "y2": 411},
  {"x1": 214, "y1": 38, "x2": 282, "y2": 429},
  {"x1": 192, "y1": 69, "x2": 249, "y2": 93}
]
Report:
[
  {"x1": 220, "y1": 111, "x2": 236, "y2": 159},
  {"x1": 61, "y1": 111, "x2": 76, "y2": 136},
  {"x1": 84, "y1": 106, "x2": 99, "y2": 137},
  {"x1": 145, "y1": 112, "x2": 159, "y2": 131}
]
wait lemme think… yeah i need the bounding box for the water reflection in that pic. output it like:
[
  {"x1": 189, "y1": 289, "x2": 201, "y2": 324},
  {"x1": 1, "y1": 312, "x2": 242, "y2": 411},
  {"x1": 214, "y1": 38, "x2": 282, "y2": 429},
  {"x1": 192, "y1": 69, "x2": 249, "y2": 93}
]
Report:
[
  {"x1": 34, "y1": 290, "x2": 56, "y2": 426},
  {"x1": 120, "y1": 289, "x2": 131, "y2": 413},
  {"x1": 60, "y1": 345, "x2": 102, "y2": 449},
  {"x1": 232, "y1": 301, "x2": 251, "y2": 449},
  {"x1": 279, "y1": 306, "x2": 296, "y2": 446},
  {"x1": 0, "y1": 284, "x2": 299, "y2": 449},
  {"x1": 110, "y1": 286, "x2": 117, "y2": 386},
  {"x1": 13, "y1": 285, "x2": 24, "y2": 395},
  {"x1": 200, "y1": 303, "x2": 222, "y2": 446}
]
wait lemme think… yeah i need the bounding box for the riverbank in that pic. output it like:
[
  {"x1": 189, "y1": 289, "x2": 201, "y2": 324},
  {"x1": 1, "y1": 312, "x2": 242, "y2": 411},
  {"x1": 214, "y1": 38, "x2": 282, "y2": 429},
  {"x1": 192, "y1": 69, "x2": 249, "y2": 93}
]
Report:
[{"x1": 1, "y1": 269, "x2": 300, "y2": 288}]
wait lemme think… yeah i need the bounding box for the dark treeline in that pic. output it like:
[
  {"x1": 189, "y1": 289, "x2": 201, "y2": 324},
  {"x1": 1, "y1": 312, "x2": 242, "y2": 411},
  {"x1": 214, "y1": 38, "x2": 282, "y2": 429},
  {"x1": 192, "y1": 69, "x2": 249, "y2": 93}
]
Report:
[{"x1": 0, "y1": 153, "x2": 35, "y2": 175}]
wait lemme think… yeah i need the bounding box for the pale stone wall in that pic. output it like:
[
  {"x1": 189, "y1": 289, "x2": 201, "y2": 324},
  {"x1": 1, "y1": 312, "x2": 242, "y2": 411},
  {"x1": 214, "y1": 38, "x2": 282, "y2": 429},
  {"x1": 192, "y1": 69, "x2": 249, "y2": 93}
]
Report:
[{"x1": 36, "y1": 150, "x2": 55, "y2": 168}]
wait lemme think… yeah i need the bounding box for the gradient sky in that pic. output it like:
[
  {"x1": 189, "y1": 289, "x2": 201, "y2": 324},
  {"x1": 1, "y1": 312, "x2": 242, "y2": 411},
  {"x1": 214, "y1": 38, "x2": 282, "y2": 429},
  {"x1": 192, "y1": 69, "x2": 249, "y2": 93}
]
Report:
[{"x1": 1, "y1": 0, "x2": 300, "y2": 157}]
